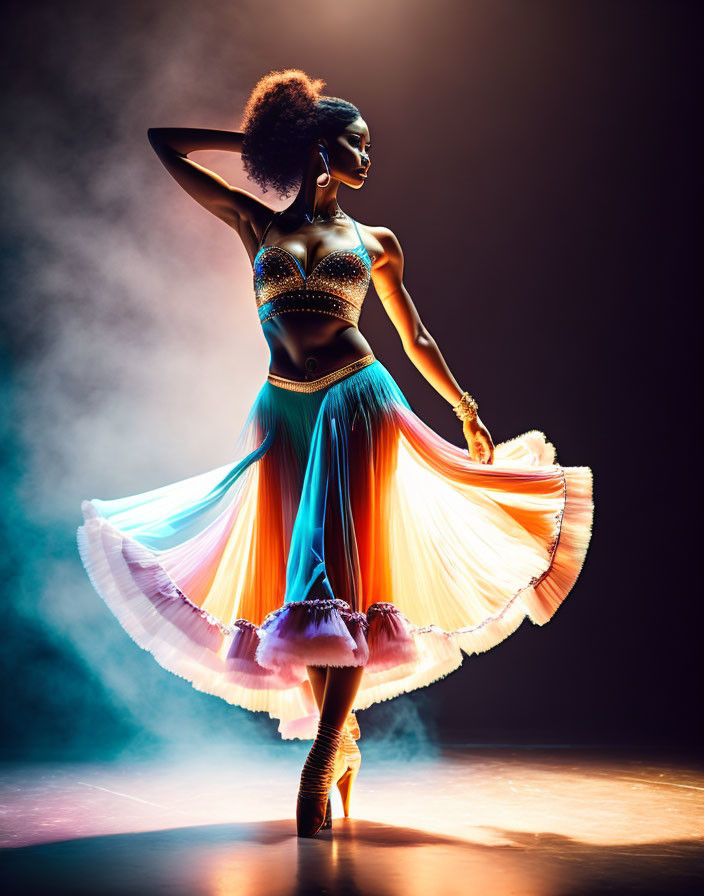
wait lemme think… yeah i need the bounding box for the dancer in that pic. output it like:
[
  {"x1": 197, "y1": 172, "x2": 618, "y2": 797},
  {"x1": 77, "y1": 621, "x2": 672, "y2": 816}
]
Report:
[{"x1": 76, "y1": 69, "x2": 594, "y2": 837}]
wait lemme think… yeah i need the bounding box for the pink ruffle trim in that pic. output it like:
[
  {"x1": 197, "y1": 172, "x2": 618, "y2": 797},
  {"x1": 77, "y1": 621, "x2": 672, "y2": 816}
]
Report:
[
  {"x1": 255, "y1": 598, "x2": 369, "y2": 672},
  {"x1": 77, "y1": 501, "x2": 444, "y2": 707},
  {"x1": 77, "y1": 453, "x2": 593, "y2": 740}
]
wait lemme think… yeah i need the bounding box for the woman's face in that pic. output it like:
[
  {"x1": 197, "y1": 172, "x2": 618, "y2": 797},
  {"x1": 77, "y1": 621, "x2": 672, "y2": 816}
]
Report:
[{"x1": 324, "y1": 117, "x2": 371, "y2": 189}]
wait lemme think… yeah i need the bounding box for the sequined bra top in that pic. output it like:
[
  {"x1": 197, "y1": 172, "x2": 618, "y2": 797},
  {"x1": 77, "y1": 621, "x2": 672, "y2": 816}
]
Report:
[{"x1": 253, "y1": 212, "x2": 372, "y2": 327}]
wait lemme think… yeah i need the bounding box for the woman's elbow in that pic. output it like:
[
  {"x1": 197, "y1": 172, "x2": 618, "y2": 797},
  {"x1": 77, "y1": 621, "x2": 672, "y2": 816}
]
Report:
[
  {"x1": 404, "y1": 322, "x2": 434, "y2": 353},
  {"x1": 416, "y1": 321, "x2": 435, "y2": 345},
  {"x1": 147, "y1": 128, "x2": 171, "y2": 153},
  {"x1": 147, "y1": 128, "x2": 162, "y2": 152}
]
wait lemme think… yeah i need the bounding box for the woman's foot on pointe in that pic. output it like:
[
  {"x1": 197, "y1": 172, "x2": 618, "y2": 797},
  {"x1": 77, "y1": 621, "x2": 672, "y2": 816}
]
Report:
[
  {"x1": 334, "y1": 712, "x2": 362, "y2": 818},
  {"x1": 296, "y1": 720, "x2": 343, "y2": 837}
]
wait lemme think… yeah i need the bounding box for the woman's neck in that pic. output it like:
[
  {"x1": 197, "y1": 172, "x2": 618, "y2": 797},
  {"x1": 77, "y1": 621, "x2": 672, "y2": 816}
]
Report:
[
  {"x1": 287, "y1": 149, "x2": 344, "y2": 224},
  {"x1": 287, "y1": 189, "x2": 343, "y2": 224}
]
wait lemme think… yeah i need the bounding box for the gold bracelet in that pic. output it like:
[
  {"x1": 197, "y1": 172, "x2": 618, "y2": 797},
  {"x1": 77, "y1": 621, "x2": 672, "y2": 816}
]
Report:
[{"x1": 453, "y1": 391, "x2": 478, "y2": 422}]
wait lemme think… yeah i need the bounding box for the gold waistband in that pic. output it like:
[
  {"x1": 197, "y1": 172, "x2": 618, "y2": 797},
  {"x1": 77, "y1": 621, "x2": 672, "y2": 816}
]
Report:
[{"x1": 267, "y1": 353, "x2": 376, "y2": 393}]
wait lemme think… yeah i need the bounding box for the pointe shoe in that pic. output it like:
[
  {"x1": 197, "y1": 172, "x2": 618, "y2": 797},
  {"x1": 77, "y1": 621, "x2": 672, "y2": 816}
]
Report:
[
  {"x1": 333, "y1": 712, "x2": 362, "y2": 818},
  {"x1": 296, "y1": 720, "x2": 343, "y2": 837}
]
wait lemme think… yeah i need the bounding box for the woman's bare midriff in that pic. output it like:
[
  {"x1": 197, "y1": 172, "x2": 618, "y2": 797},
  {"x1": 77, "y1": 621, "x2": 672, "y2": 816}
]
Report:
[{"x1": 262, "y1": 312, "x2": 374, "y2": 381}]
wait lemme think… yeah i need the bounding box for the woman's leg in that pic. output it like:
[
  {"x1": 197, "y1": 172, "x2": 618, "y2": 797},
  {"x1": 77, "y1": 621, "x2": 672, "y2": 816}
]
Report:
[
  {"x1": 297, "y1": 663, "x2": 363, "y2": 836},
  {"x1": 308, "y1": 663, "x2": 365, "y2": 728},
  {"x1": 306, "y1": 664, "x2": 328, "y2": 712},
  {"x1": 307, "y1": 664, "x2": 364, "y2": 729},
  {"x1": 319, "y1": 665, "x2": 365, "y2": 730}
]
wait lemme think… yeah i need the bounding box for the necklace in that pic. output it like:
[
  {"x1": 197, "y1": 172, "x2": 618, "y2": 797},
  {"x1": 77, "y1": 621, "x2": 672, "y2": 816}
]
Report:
[{"x1": 303, "y1": 206, "x2": 347, "y2": 225}]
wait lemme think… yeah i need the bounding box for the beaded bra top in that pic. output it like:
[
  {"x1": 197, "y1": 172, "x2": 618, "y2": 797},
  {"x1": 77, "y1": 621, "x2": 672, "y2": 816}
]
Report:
[{"x1": 253, "y1": 212, "x2": 372, "y2": 327}]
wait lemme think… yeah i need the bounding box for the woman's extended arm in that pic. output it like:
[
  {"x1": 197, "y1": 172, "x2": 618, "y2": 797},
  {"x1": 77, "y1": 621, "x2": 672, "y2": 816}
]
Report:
[
  {"x1": 370, "y1": 226, "x2": 494, "y2": 463},
  {"x1": 146, "y1": 127, "x2": 273, "y2": 244},
  {"x1": 148, "y1": 127, "x2": 244, "y2": 155}
]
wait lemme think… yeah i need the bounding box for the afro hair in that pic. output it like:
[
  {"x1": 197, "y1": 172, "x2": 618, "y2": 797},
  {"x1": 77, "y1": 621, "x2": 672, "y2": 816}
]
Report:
[{"x1": 241, "y1": 69, "x2": 361, "y2": 199}]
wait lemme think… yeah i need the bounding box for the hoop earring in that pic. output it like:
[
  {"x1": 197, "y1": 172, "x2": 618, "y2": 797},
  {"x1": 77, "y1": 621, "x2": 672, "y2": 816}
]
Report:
[{"x1": 316, "y1": 144, "x2": 331, "y2": 187}]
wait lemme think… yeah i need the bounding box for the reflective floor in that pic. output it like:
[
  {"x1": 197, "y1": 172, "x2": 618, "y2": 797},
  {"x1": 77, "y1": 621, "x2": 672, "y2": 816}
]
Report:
[{"x1": 1, "y1": 745, "x2": 702, "y2": 895}]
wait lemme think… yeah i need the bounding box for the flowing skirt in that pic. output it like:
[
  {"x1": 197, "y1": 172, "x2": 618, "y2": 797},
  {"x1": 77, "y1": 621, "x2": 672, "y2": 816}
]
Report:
[{"x1": 76, "y1": 357, "x2": 594, "y2": 739}]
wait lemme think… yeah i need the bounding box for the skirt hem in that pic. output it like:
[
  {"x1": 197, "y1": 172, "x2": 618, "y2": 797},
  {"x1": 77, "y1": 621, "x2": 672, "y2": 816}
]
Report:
[{"x1": 75, "y1": 358, "x2": 594, "y2": 740}]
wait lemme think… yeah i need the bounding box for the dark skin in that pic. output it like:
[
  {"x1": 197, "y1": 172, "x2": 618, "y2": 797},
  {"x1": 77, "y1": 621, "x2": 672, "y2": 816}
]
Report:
[{"x1": 147, "y1": 118, "x2": 494, "y2": 746}]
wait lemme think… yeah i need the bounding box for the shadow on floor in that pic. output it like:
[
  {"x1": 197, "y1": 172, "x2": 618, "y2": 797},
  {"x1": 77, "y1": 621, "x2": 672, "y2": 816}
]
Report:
[{"x1": 1, "y1": 817, "x2": 702, "y2": 896}]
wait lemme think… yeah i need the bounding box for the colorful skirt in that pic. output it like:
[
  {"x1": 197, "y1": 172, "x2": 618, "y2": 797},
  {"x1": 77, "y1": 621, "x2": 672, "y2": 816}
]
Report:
[{"x1": 76, "y1": 354, "x2": 594, "y2": 739}]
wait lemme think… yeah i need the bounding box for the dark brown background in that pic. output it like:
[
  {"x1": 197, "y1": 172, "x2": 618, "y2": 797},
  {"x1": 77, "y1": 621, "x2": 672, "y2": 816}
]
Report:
[{"x1": 1, "y1": 0, "x2": 699, "y2": 758}]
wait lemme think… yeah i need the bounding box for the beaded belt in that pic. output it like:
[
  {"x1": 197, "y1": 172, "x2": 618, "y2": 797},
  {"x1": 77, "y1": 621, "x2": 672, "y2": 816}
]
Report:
[{"x1": 267, "y1": 354, "x2": 376, "y2": 393}]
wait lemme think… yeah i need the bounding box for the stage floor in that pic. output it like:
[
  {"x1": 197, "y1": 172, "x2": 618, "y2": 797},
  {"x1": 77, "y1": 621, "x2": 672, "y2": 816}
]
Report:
[{"x1": 1, "y1": 745, "x2": 702, "y2": 895}]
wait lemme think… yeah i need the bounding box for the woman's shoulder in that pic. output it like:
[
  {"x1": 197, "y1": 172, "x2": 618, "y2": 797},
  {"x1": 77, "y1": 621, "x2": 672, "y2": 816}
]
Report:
[{"x1": 354, "y1": 221, "x2": 403, "y2": 267}]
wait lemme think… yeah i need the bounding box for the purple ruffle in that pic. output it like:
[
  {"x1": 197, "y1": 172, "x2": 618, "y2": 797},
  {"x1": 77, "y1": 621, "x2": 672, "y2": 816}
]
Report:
[
  {"x1": 366, "y1": 602, "x2": 419, "y2": 672},
  {"x1": 255, "y1": 598, "x2": 370, "y2": 671},
  {"x1": 225, "y1": 620, "x2": 302, "y2": 689}
]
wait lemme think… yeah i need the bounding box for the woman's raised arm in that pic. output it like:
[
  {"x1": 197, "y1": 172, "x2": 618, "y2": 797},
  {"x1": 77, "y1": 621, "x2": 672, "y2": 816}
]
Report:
[
  {"x1": 147, "y1": 127, "x2": 274, "y2": 247},
  {"x1": 370, "y1": 226, "x2": 494, "y2": 463}
]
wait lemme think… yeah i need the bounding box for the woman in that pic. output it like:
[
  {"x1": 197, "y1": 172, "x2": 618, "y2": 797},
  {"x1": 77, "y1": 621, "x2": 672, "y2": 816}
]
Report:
[{"x1": 76, "y1": 69, "x2": 594, "y2": 837}]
